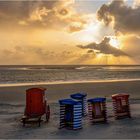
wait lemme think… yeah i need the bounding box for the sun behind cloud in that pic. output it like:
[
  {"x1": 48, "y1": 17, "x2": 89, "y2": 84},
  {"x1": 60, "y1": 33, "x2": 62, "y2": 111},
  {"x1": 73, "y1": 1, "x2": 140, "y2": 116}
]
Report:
[{"x1": 109, "y1": 37, "x2": 120, "y2": 49}]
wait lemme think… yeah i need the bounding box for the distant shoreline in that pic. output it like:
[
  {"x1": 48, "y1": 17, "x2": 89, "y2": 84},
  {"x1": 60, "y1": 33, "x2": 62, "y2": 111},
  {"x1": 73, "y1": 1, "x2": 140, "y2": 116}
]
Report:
[{"x1": 0, "y1": 78, "x2": 140, "y2": 87}]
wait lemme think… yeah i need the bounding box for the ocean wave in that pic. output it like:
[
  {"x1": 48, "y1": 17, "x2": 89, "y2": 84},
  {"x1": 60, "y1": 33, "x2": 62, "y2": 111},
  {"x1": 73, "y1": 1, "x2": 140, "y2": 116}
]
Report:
[{"x1": 0, "y1": 65, "x2": 140, "y2": 85}]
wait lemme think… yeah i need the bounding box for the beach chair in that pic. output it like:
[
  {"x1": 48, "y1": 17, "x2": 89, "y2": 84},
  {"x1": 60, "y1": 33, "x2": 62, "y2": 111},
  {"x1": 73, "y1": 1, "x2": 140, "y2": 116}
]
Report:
[
  {"x1": 21, "y1": 87, "x2": 50, "y2": 126},
  {"x1": 70, "y1": 93, "x2": 87, "y2": 116},
  {"x1": 112, "y1": 93, "x2": 131, "y2": 119},
  {"x1": 88, "y1": 97, "x2": 107, "y2": 123},
  {"x1": 59, "y1": 99, "x2": 82, "y2": 130}
]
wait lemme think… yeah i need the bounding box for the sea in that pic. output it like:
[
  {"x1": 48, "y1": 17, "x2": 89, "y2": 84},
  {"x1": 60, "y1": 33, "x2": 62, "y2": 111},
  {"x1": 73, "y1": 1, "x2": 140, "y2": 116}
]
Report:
[{"x1": 0, "y1": 65, "x2": 140, "y2": 86}]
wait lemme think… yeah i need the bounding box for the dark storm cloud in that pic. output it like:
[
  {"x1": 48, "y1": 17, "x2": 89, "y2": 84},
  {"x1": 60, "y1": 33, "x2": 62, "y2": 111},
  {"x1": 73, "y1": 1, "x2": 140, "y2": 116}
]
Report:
[
  {"x1": 77, "y1": 37, "x2": 128, "y2": 57},
  {"x1": 97, "y1": 0, "x2": 140, "y2": 34}
]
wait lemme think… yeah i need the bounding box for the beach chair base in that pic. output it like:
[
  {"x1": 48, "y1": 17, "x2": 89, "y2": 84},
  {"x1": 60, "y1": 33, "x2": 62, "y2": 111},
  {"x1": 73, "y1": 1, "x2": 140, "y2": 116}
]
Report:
[
  {"x1": 21, "y1": 116, "x2": 42, "y2": 127},
  {"x1": 115, "y1": 112, "x2": 131, "y2": 119},
  {"x1": 91, "y1": 119, "x2": 107, "y2": 124}
]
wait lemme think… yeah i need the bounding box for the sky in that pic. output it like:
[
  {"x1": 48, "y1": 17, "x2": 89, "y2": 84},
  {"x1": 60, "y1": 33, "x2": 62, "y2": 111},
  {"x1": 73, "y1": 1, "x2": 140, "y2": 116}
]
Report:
[{"x1": 0, "y1": 0, "x2": 140, "y2": 65}]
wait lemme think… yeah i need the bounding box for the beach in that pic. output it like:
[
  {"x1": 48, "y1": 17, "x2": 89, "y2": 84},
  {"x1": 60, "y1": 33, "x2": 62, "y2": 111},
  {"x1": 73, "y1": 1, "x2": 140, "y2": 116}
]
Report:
[
  {"x1": 0, "y1": 80, "x2": 140, "y2": 139},
  {"x1": 0, "y1": 0, "x2": 140, "y2": 138}
]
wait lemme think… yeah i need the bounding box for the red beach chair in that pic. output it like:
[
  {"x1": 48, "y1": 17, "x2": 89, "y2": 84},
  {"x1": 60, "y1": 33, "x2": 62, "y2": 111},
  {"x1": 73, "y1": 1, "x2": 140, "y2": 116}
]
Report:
[
  {"x1": 21, "y1": 87, "x2": 50, "y2": 126},
  {"x1": 112, "y1": 93, "x2": 131, "y2": 119},
  {"x1": 88, "y1": 98, "x2": 107, "y2": 123}
]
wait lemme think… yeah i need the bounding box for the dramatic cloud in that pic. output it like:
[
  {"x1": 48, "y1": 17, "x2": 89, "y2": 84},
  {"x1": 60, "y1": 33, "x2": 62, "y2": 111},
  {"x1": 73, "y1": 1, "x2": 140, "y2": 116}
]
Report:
[
  {"x1": 97, "y1": 0, "x2": 140, "y2": 35},
  {"x1": 77, "y1": 37, "x2": 128, "y2": 57},
  {"x1": 0, "y1": 0, "x2": 91, "y2": 33},
  {"x1": 25, "y1": 0, "x2": 92, "y2": 32},
  {"x1": 0, "y1": 0, "x2": 139, "y2": 64}
]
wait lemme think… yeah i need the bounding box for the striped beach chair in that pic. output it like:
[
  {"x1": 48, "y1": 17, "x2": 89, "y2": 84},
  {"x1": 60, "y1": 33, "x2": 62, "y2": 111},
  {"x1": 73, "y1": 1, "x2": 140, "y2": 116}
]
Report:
[
  {"x1": 112, "y1": 93, "x2": 131, "y2": 119},
  {"x1": 70, "y1": 93, "x2": 87, "y2": 116},
  {"x1": 88, "y1": 97, "x2": 107, "y2": 123},
  {"x1": 59, "y1": 99, "x2": 82, "y2": 130}
]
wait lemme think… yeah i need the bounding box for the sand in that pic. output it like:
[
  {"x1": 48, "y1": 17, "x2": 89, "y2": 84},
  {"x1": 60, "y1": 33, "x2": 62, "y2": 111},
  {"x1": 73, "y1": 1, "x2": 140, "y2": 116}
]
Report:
[{"x1": 0, "y1": 80, "x2": 140, "y2": 139}]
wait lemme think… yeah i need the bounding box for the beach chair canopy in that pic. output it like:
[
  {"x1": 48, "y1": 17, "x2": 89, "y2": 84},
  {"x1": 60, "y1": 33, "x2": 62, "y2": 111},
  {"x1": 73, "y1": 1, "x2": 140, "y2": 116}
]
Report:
[
  {"x1": 59, "y1": 99, "x2": 81, "y2": 105},
  {"x1": 70, "y1": 93, "x2": 87, "y2": 100},
  {"x1": 26, "y1": 87, "x2": 46, "y2": 93},
  {"x1": 88, "y1": 97, "x2": 106, "y2": 103},
  {"x1": 112, "y1": 93, "x2": 129, "y2": 99}
]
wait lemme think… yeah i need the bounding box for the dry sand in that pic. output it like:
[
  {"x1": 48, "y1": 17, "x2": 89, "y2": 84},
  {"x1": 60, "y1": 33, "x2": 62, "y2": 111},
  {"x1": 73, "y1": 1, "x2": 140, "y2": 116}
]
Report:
[{"x1": 0, "y1": 80, "x2": 140, "y2": 139}]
